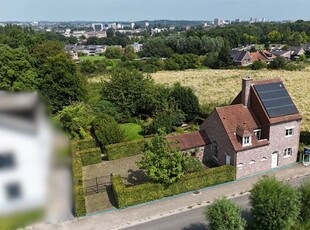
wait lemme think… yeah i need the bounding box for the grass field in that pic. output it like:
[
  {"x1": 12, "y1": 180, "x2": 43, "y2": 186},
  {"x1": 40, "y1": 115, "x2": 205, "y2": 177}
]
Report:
[
  {"x1": 79, "y1": 56, "x2": 107, "y2": 61},
  {"x1": 151, "y1": 68, "x2": 310, "y2": 131},
  {"x1": 120, "y1": 123, "x2": 144, "y2": 141}
]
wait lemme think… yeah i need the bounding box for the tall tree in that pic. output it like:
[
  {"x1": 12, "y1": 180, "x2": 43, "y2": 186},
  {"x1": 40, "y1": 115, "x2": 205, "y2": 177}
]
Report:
[
  {"x1": 101, "y1": 68, "x2": 156, "y2": 116},
  {"x1": 39, "y1": 53, "x2": 86, "y2": 113},
  {"x1": 169, "y1": 82, "x2": 200, "y2": 121}
]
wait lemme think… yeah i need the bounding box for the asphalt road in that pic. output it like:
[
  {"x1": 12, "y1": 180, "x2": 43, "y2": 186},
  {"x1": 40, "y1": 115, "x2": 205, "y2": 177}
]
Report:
[{"x1": 125, "y1": 175, "x2": 310, "y2": 230}]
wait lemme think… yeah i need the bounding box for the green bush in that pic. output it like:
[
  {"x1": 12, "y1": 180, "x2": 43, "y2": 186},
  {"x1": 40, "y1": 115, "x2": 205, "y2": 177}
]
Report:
[
  {"x1": 112, "y1": 165, "x2": 235, "y2": 208},
  {"x1": 106, "y1": 138, "x2": 149, "y2": 160},
  {"x1": 183, "y1": 156, "x2": 203, "y2": 173},
  {"x1": 80, "y1": 148, "x2": 102, "y2": 166},
  {"x1": 251, "y1": 60, "x2": 267, "y2": 70},
  {"x1": 204, "y1": 197, "x2": 246, "y2": 230},
  {"x1": 92, "y1": 114, "x2": 126, "y2": 146},
  {"x1": 299, "y1": 180, "x2": 310, "y2": 222}
]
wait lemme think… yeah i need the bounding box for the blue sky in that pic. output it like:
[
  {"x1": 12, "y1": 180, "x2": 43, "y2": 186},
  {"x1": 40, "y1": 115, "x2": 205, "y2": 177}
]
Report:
[{"x1": 0, "y1": 0, "x2": 309, "y2": 22}]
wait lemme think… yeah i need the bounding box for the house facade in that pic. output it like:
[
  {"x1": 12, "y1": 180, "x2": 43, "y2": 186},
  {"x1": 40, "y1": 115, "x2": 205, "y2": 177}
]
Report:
[{"x1": 0, "y1": 92, "x2": 53, "y2": 215}]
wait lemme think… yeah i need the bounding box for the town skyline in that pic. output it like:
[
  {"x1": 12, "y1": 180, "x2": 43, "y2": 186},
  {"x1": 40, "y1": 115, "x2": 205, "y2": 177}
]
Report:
[{"x1": 0, "y1": 0, "x2": 310, "y2": 22}]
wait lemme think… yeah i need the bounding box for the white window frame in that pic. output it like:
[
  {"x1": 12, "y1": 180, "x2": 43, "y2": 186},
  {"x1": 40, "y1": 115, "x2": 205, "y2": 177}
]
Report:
[
  {"x1": 242, "y1": 136, "x2": 251, "y2": 146},
  {"x1": 254, "y1": 129, "x2": 262, "y2": 140},
  {"x1": 249, "y1": 160, "x2": 256, "y2": 165},
  {"x1": 285, "y1": 128, "x2": 294, "y2": 137},
  {"x1": 237, "y1": 163, "x2": 244, "y2": 168},
  {"x1": 284, "y1": 148, "x2": 293, "y2": 158},
  {"x1": 260, "y1": 157, "x2": 267, "y2": 162}
]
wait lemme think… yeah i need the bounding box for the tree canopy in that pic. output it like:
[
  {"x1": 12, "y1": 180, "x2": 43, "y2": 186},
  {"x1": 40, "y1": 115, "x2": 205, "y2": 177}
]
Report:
[
  {"x1": 249, "y1": 177, "x2": 300, "y2": 230},
  {"x1": 204, "y1": 197, "x2": 246, "y2": 230},
  {"x1": 137, "y1": 130, "x2": 189, "y2": 184}
]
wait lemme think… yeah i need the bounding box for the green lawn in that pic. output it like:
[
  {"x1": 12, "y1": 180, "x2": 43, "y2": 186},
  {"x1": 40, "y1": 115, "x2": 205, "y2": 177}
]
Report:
[
  {"x1": 120, "y1": 123, "x2": 144, "y2": 141},
  {"x1": 79, "y1": 56, "x2": 107, "y2": 61},
  {"x1": 0, "y1": 209, "x2": 43, "y2": 230}
]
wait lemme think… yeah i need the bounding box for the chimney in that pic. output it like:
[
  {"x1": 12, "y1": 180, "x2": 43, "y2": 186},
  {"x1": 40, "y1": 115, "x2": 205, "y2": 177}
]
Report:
[{"x1": 242, "y1": 77, "x2": 253, "y2": 107}]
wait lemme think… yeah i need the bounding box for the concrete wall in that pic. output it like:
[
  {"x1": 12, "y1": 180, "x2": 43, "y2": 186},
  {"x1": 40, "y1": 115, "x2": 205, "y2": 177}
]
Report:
[{"x1": 236, "y1": 120, "x2": 301, "y2": 178}]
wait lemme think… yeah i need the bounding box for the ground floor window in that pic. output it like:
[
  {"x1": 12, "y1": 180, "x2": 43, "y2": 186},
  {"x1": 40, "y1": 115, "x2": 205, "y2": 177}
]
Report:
[
  {"x1": 6, "y1": 183, "x2": 22, "y2": 201},
  {"x1": 284, "y1": 148, "x2": 292, "y2": 157}
]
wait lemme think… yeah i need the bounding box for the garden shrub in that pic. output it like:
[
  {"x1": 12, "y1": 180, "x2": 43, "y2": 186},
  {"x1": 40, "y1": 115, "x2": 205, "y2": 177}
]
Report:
[
  {"x1": 92, "y1": 114, "x2": 126, "y2": 146},
  {"x1": 106, "y1": 138, "x2": 150, "y2": 160},
  {"x1": 112, "y1": 165, "x2": 235, "y2": 208},
  {"x1": 183, "y1": 156, "x2": 203, "y2": 173},
  {"x1": 80, "y1": 148, "x2": 102, "y2": 166}
]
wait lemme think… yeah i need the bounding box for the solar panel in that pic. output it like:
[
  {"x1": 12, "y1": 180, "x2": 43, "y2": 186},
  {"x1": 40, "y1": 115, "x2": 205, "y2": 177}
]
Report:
[{"x1": 254, "y1": 82, "x2": 298, "y2": 118}]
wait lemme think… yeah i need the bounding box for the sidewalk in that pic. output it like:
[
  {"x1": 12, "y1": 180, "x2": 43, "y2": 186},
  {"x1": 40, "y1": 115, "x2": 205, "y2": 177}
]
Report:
[{"x1": 28, "y1": 163, "x2": 310, "y2": 230}]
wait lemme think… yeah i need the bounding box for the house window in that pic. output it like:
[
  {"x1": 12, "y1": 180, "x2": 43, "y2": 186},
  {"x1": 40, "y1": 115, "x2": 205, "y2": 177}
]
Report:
[
  {"x1": 243, "y1": 136, "x2": 251, "y2": 146},
  {"x1": 285, "y1": 128, "x2": 293, "y2": 136},
  {"x1": 249, "y1": 160, "x2": 256, "y2": 165},
  {"x1": 284, "y1": 148, "x2": 292, "y2": 157},
  {"x1": 0, "y1": 153, "x2": 15, "y2": 170},
  {"x1": 254, "y1": 129, "x2": 262, "y2": 140},
  {"x1": 261, "y1": 157, "x2": 267, "y2": 162},
  {"x1": 237, "y1": 163, "x2": 244, "y2": 168},
  {"x1": 6, "y1": 183, "x2": 22, "y2": 201}
]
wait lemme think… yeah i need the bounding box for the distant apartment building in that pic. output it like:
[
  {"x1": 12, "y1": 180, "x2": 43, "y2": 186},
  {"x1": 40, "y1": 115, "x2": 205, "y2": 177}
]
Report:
[
  {"x1": 214, "y1": 18, "x2": 224, "y2": 26},
  {"x1": 92, "y1": 23, "x2": 104, "y2": 32},
  {"x1": 85, "y1": 31, "x2": 107, "y2": 39}
]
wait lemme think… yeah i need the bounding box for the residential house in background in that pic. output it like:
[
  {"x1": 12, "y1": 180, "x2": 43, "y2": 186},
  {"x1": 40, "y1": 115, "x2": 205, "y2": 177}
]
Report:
[
  {"x1": 250, "y1": 50, "x2": 276, "y2": 63},
  {"x1": 287, "y1": 46, "x2": 305, "y2": 60},
  {"x1": 230, "y1": 50, "x2": 253, "y2": 66},
  {"x1": 271, "y1": 49, "x2": 291, "y2": 59}
]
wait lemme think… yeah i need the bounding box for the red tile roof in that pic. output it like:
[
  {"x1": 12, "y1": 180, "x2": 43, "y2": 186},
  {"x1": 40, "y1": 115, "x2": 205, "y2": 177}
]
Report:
[
  {"x1": 166, "y1": 130, "x2": 210, "y2": 151},
  {"x1": 215, "y1": 104, "x2": 269, "y2": 152}
]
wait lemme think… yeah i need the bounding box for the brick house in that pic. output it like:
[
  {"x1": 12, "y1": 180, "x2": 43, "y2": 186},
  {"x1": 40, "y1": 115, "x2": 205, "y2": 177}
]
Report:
[
  {"x1": 200, "y1": 77, "x2": 301, "y2": 178},
  {"x1": 230, "y1": 50, "x2": 254, "y2": 66},
  {"x1": 171, "y1": 77, "x2": 301, "y2": 179}
]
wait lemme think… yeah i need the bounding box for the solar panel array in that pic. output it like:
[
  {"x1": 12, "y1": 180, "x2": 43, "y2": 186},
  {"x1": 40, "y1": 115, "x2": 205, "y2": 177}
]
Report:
[{"x1": 254, "y1": 82, "x2": 298, "y2": 118}]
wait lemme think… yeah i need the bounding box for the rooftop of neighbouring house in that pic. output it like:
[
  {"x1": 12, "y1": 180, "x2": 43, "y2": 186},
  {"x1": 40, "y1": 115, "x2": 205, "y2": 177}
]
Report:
[{"x1": 166, "y1": 130, "x2": 210, "y2": 151}]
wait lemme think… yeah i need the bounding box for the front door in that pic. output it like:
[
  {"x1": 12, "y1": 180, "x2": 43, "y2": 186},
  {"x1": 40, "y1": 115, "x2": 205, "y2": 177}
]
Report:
[
  {"x1": 225, "y1": 154, "x2": 231, "y2": 165},
  {"x1": 271, "y1": 151, "x2": 279, "y2": 168}
]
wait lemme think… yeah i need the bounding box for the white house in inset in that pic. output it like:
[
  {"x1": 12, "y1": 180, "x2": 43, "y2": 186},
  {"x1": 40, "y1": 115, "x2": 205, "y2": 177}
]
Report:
[{"x1": 0, "y1": 92, "x2": 53, "y2": 216}]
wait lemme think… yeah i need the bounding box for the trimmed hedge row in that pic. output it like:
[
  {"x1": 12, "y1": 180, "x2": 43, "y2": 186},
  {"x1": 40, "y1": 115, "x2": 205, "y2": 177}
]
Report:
[
  {"x1": 112, "y1": 165, "x2": 235, "y2": 208},
  {"x1": 77, "y1": 138, "x2": 97, "y2": 151},
  {"x1": 106, "y1": 138, "x2": 151, "y2": 160},
  {"x1": 80, "y1": 148, "x2": 102, "y2": 166},
  {"x1": 71, "y1": 141, "x2": 86, "y2": 217}
]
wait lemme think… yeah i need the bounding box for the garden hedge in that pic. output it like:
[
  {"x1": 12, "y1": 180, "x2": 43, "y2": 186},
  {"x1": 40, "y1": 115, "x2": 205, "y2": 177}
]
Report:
[
  {"x1": 106, "y1": 138, "x2": 151, "y2": 160},
  {"x1": 71, "y1": 141, "x2": 86, "y2": 217},
  {"x1": 77, "y1": 138, "x2": 97, "y2": 151},
  {"x1": 80, "y1": 147, "x2": 102, "y2": 166},
  {"x1": 112, "y1": 165, "x2": 235, "y2": 208}
]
